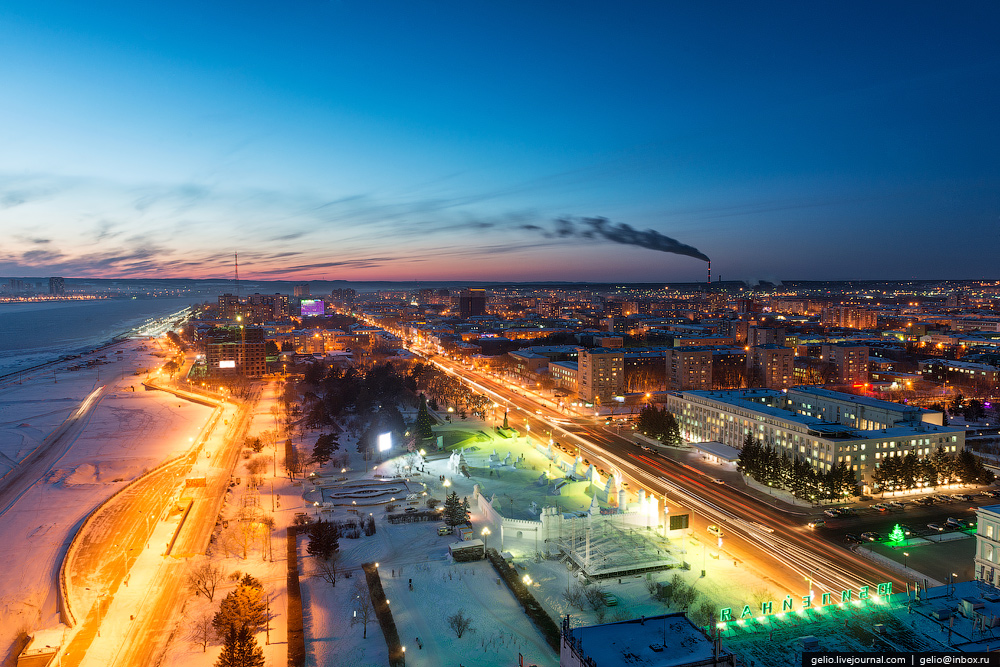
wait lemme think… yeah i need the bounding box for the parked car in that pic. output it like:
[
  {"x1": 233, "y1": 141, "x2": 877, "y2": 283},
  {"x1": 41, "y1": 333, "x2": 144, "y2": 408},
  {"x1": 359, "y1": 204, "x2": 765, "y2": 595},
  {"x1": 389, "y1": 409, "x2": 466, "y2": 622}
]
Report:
[
  {"x1": 954, "y1": 494, "x2": 974, "y2": 502},
  {"x1": 927, "y1": 523, "x2": 945, "y2": 532},
  {"x1": 888, "y1": 501, "x2": 905, "y2": 509},
  {"x1": 872, "y1": 503, "x2": 889, "y2": 512},
  {"x1": 707, "y1": 525, "x2": 724, "y2": 538},
  {"x1": 860, "y1": 531, "x2": 881, "y2": 542},
  {"x1": 844, "y1": 533, "x2": 863, "y2": 544},
  {"x1": 807, "y1": 520, "x2": 826, "y2": 528},
  {"x1": 945, "y1": 517, "x2": 962, "y2": 528},
  {"x1": 824, "y1": 509, "x2": 841, "y2": 518}
]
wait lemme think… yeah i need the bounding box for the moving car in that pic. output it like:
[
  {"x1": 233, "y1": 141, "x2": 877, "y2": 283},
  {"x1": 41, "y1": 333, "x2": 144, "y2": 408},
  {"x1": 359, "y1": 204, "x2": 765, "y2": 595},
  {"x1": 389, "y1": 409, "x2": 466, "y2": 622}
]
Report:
[
  {"x1": 707, "y1": 524, "x2": 724, "y2": 538},
  {"x1": 824, "y1": 509, "x2": 841, "y2": 518},
  {"x1": 712, "y1": 478, "x2": 725, "y2": 485},
  {"x1": 807, "y1": 520, "x2": 826, "y2": 528}
]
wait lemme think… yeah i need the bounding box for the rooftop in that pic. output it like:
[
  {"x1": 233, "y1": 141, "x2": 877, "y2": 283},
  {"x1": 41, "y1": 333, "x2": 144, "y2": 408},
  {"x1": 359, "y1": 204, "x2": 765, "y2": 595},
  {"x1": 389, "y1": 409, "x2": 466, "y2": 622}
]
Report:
[{"x1": 565, "y1": 613, "x2": 724, "y2": 667}]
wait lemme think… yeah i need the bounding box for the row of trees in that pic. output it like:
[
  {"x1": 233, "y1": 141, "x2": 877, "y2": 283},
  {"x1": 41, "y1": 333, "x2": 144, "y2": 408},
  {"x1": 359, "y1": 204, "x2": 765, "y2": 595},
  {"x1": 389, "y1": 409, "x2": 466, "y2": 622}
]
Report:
[
  {"x1": 870, "y1": 447, "x2": 995, "y2": 493},
  {"x1": 736, "y1": 434, "x2": 857, "y2": 501},
  {"x1": 636, "y1": 405, "x2": 682, "y2": 446},
  {"x1": 409, "y1": 363, "x2": 491, "y2": 419}
]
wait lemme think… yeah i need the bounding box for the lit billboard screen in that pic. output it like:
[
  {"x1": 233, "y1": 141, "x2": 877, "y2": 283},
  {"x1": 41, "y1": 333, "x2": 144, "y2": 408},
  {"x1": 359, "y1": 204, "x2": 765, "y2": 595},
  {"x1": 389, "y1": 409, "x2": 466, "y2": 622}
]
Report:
[
  {"x1": 377, "y1": 432, "x2": 392, "y2": 452},
  {"x1": 300, "y1": 299, "x2": 325, "y2": 317},
  {"x1": 219, "y1": 360, "x2": 236, "y2": 369}
]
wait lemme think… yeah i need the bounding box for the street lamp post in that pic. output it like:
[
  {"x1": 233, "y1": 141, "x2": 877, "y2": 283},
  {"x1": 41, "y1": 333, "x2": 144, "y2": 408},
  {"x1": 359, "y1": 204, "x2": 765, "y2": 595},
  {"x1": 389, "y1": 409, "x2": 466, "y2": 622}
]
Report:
[
  {"x1": 903, "y1": 551, "x2": 909, "y2": 571},
  {"x1": 482, "y1": 527, "x2": 490, "y2": 558}
]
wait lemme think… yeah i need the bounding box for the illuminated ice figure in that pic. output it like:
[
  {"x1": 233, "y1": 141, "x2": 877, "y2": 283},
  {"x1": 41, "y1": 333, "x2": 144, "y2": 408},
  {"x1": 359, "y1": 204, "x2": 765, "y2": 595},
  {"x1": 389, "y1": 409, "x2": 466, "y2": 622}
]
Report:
[{"x1": 377, "y1": 432, "x2": 392, "y2": 452}]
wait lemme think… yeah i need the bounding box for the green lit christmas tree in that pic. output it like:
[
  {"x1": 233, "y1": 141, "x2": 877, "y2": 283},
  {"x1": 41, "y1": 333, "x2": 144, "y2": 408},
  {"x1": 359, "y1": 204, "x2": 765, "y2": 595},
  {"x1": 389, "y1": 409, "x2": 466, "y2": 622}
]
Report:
[{"x1": 889, "y1": 524, "x2": 906, "y2": 543}]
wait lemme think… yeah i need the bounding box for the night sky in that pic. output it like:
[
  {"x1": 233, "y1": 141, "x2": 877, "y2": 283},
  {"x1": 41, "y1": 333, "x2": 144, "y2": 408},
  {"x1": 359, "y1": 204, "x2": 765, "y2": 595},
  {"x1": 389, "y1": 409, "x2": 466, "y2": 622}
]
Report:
[{"x1": 1, "y1": 2, "x2": 998, "y2": 282}]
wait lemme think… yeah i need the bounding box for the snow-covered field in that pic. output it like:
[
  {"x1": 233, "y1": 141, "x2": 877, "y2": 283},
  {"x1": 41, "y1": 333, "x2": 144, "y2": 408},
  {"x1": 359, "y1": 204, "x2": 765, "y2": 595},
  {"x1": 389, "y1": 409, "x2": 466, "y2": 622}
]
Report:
[{"x1": 0, "y1": 340, "x2": 212, "y2": 666}]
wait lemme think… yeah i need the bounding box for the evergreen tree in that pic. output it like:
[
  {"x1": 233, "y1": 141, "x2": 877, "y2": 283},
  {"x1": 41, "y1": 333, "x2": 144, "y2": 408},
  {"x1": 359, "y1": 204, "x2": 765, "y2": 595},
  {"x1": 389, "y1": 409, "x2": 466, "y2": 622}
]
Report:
[
  {"x1": 416, "y1": 394, "x2": 434, "y2": 439},
  {"x1": 216, "y1": 625, "x2": 264, "y2": 667},
  {"x1": 307, "y1": 521, "x2": 340, "y2": 561},
  {"x1": 443, "y1": 491, "x2": 463, "y2": 527},
  {"x1": 311, "y1": 434, "x2": 339, "y2": 466},
  {"x1": 461, "y1": 496, "x2": 471, "y2": 524},
  {"x1": 213, "y1": 582, "x2": 267, "y2": 638}
]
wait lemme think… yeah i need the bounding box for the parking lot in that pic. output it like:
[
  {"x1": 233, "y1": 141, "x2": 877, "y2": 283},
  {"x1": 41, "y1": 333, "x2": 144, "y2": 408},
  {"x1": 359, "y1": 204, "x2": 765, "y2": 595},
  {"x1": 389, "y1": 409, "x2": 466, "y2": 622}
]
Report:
[{"x1": 807, "y1": 491, "x2": 994, "y2": 583}]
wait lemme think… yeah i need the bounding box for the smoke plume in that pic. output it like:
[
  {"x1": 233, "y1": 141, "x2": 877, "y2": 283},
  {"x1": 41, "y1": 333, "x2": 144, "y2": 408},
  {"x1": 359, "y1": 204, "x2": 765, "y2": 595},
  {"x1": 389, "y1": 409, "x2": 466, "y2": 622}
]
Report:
[{"x1": 537, "y1": 216, "x2": 710, "y2": 262}]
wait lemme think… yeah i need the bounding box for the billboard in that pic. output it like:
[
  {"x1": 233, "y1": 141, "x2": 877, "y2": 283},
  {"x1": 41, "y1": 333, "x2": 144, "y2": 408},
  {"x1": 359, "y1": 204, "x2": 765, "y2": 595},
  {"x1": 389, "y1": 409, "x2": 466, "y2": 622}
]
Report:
[
  {"x1": 300, "y1": 299, "x2": 325, "y2": 317},
  {"x1": 377, "y1": 432, "x2": 392, "y2": 452},
  {"x1": 219, "y1": 360, "x2": 236, "y2": 369}
]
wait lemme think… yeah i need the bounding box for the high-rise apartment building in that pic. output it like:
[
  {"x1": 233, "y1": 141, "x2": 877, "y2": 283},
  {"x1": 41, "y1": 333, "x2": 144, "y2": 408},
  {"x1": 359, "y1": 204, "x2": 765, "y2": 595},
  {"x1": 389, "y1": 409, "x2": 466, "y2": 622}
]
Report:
[
  {"x1": 577, "y1": 347, "x2": 625, "y2": 403},
  {"x1": 457, "y1": 288, "x2": 487, "y2": 319},
  {"x1": 664, "y1": 347, "x2": 713, "y2": 390},
  {"x1": 218, "y1": 293, "x2": 242, "y2": 321},
  {"x1": 247, "y1": 293, "x2": 290, "y2": 323},
  {"x1": 821, "y1": 306, "x2": 877, "y2": 330},
  {"x1": 293, "y1": 283, "x2": 310, "y2": 297},
  {"x1": 206, "y1": 326, "x2": 266, "y2": 377},
  {"x1": 820, "y1": 342, "x2": 869, "y2": 385},
  {"x1": 747, "y1": 344, "x2": 794, "y2": 388},
  {"x1": 48, "y1": 277, "x2": 65, "y2": 295}
]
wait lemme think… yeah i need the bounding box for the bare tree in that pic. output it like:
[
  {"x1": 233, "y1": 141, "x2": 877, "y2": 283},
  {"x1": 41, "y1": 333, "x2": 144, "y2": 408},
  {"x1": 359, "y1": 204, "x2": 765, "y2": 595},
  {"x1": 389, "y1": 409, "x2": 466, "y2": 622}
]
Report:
[
  {"x1": 246, "y1": 456, "x2": 269, "y2": 488},
  {"x1": 187, "y1": 612, "x2": 214, "y2": 652},
  {"x1": 186, "y1": 561, "x2": 227, "y2": 601},
  {"x1": 584, "y1": 585, "x2": 607, "y2": 622},
  {"x1": 447, "y1": 609, "x2": 473, "y2": 638},
  {"x1": 314, "y1": 557, "x2": 340, "y2": 587},
  {"x1": 562, "y1": 584, "x2": 585, "y2": 610},
  {"x1": 350, "y1": 577, "x2": 375, "y2": 639}
]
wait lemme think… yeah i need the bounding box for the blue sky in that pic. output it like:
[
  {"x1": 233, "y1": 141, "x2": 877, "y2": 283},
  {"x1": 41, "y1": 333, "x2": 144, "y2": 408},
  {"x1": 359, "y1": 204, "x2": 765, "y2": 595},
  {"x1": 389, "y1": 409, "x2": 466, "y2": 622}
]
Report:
[{"x1": 1, "y1": 1, "x2": 998, "y2": 282}]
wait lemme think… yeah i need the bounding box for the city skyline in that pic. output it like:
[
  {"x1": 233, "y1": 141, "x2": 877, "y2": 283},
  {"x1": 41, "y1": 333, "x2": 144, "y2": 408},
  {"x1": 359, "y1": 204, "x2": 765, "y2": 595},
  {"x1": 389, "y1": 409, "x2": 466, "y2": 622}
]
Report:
[{"x1": 2, "y1": 2, "x2": 998, "y2": 283}]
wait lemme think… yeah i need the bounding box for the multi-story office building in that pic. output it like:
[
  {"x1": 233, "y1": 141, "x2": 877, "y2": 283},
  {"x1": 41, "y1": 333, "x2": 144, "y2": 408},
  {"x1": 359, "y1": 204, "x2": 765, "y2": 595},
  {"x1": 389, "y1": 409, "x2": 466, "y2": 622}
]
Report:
[
  {"x1": 975, "y1": 505, "x2": 1000, "y2": 587},
  {"x1": 293, "y1": 283, "x2": 310, "y2": 297},
  {"x1": 921, "y1": 359, "x2": 1000, "y2": 387},
  {"x1": 666, "y1": 387, "x2": 960, "y2": 490},
  {"x1": 48, "y1": 277, "x2": 65, "y2": 295},
  {"x1": 577, "y1": 347, "x2": 624, "y2": 403},
  {"x1": 820, "y1": 342, "x2": 869, "y2": 385},
  {"x1": 550, "y1": 361, "x2": 578, "y2": 394},
  {"x1": 457, "y1": 288, "x2": 487, "y2": 319}
]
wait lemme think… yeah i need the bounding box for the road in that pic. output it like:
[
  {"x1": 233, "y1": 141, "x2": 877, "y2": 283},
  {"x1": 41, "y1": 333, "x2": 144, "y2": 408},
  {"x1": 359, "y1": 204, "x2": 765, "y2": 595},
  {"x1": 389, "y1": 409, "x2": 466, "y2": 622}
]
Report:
[
  {"x1": 419, "y1": 351, "x2": 906, "y2": 601},
  {"x1": 57, "y1": 375, "x2": 259, "y2": 667},
  {"x1": 0, "y1": 385, "x2": 105, "y2": 519}
]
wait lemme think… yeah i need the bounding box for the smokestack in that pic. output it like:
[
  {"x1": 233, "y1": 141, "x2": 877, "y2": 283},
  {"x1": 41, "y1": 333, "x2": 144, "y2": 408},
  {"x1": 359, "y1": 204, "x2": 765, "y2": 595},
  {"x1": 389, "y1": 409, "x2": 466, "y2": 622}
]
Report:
[{"x1": 707, "y1": 260, "x2": 711, "y2": 285}]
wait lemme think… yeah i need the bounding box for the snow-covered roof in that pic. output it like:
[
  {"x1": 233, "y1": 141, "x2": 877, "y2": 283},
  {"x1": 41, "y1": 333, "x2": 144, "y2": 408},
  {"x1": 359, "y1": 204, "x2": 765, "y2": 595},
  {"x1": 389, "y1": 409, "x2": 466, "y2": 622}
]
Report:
[{"x1": 566, "y1": 613, "x2": 723, "y2": 667}]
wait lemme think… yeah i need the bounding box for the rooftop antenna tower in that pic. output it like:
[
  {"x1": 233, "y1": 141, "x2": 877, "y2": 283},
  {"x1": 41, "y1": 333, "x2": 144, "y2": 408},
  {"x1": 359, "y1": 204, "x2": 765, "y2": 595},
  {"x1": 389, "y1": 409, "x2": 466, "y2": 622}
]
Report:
[
  {"x1": 707, "y1": 260, "x2": 711, "y2": 285},
  {"x1": 234, "y1": 251, "x2": 241, "y2": 298}
]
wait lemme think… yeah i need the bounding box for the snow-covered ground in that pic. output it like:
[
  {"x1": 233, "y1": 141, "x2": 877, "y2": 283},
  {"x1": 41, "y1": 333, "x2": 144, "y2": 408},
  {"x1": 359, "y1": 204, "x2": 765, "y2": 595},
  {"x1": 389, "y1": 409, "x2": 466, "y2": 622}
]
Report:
[
  {"x1": 282, "y1": 416, "x2": 788, "y2": 667},
  {"x1": 0, "y1": 339, "x2": 212, "y2": 665}
]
